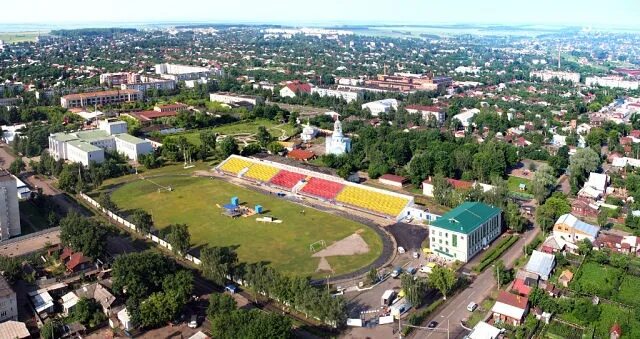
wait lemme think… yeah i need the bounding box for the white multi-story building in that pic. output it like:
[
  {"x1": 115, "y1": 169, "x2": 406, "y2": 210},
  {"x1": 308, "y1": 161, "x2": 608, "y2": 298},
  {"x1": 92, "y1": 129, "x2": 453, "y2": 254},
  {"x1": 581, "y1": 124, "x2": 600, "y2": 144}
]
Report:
[
  {"x1": 120, "y1": 76, "x2": 176, "y2": 92},
  {"x1": 530, "y1": 70, "x2": 581, "y2": 83},
  {"x1": 405, "y1": 105, "x2": 446, "y2": 124},
  {"x1": 361, "y1": 99, "x2": 399, "y2": 116},
  {"x1": 0, "y1": 170, "x2": 20, "y2": 241},
  {"x1": 311, "y1": 87, "x2": 363, "y2": 103},
  {"x1": 48, "y1": 120, "x2": 152, "y2": 166},
  {"x1": 210, "y1": 92, "x2": 263, "y2": 106},
  {"x1": 0, "y1": 275, "x2": 18, "y2": 321},
  {"x1": 155, "y1": 63, "x2": 222, "y2": 81},
  {"x1": 585, "y1": 76, "x2": 640, "y2": 90},
  {"x1": 429, "y1": 202, "x2": 502, "y2": 262},
  {"x1": 60, "y1": 89, "x2": 143, "y2": 109}
]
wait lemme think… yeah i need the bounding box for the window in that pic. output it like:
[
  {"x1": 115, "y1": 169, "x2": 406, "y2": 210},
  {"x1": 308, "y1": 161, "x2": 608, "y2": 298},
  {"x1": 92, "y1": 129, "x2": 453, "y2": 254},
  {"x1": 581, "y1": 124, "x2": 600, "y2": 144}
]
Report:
[
  {"x1": 452, "y1": 234, "x2": 457, "y2": 247},
  {"x1": 445, "y1": 241, "x2": 448, "y2": 246}
]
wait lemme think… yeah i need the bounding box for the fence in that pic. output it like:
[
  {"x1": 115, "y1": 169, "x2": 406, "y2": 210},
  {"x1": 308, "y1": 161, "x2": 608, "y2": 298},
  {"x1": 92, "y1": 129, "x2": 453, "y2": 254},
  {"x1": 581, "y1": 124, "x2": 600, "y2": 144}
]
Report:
[{"x1": 78, "y1": 193, "x2": 202, "y2": 266}]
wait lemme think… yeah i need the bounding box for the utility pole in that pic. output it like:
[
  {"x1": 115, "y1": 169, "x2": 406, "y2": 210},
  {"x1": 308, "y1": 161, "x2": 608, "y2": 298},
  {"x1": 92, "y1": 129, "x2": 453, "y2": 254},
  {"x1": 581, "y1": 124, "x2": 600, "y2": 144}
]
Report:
[
  {"x1": 448, "y1": 319, "x2": 450, "y2": 339},
  {"x1": 398, "y1": 315, "x2": 402, "y2": 339}
]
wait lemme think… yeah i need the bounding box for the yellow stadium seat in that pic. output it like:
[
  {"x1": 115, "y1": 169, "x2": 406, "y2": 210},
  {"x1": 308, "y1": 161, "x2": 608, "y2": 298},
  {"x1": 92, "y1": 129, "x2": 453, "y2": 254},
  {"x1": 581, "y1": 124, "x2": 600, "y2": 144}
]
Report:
[
  {"x1": 244, "y1": 163, "x2": 281, "y2": 182},
  {"x1": 219, "y1": 158, "x2": 253, "y2": 175},
  {"x1": 336, "y1": 186, "x2": 410, "y2": 216}
]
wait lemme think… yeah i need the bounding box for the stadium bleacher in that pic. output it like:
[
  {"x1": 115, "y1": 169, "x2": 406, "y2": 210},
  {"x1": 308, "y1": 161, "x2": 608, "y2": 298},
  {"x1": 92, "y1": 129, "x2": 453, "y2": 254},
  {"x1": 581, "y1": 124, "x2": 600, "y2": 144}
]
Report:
[
  {"x1": 243, "y1": 163, "x2": 281, "y2": 182},
  {"x1": 217, "y1": 155, "x2": 413, "y2": 218},
  {"x1": 219, "y1": 157, "x2": 253, "y2": 175},
  {"x1": 269, "y1": 170, "x2": 306, "y2": 189},
  {"x1": 336, "y1": 186, "x2": 410, "y2": 216},
  {"x1": 300, "y1": 177, "x2": 345, "y2": 200}
]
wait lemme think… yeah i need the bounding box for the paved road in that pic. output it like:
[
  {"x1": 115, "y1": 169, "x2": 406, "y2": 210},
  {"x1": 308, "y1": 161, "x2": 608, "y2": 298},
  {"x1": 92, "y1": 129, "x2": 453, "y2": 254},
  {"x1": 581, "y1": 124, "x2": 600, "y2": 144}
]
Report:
[{"x1": 408, "y1": 227, "x2": 540, "y2": 339}]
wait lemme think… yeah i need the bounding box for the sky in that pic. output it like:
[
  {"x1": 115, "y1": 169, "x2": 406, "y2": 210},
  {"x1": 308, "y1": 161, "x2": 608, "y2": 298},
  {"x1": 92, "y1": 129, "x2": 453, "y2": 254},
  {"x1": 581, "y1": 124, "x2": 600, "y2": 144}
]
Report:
[{"x1": 2, "y1": 0, "x2": 640, "y2": 29}]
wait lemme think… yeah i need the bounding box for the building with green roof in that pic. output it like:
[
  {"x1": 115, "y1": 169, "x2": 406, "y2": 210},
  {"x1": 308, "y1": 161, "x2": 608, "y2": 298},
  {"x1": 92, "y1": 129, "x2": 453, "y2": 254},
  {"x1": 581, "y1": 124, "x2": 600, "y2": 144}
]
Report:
[
  {"x1": 429, "y1": 201, "x2": 502, "y2": 262},
  {"x1": 48, "y1": 119, "x2": 152, "y2": 166}
]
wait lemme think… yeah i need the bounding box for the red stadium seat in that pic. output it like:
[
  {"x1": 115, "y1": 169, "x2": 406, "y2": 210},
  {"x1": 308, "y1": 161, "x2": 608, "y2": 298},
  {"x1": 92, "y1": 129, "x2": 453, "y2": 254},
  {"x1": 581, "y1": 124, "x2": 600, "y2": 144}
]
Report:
[
  {"x1": 269, "y1": 170, "x2": 305, "y2": 189},
  {"x1": 301, "y1": 177, "x2": 344, "y2": 200}
]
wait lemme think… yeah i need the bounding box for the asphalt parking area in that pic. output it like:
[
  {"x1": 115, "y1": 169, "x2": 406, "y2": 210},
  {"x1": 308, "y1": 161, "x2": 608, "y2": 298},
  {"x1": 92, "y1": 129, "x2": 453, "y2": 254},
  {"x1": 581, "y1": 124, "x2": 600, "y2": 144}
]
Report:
[{"x1": 387, "y1": 222, "x2": 428, "y2": 250}]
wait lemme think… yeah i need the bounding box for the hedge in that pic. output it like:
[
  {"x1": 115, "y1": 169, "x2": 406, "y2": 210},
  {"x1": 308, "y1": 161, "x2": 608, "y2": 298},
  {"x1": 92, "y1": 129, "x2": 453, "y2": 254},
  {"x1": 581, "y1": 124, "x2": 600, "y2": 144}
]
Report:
[
  {"x1": 402, "y1": 299, "x2": 445, "y2": 336},
  {"x1": 473, "y1": 235, "x2": 519, "y2": 272}
]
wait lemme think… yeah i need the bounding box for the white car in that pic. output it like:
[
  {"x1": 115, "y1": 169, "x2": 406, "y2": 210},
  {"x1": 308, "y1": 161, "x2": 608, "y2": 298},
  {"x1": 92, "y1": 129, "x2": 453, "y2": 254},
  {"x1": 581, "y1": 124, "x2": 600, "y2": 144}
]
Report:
[
  {"x1": 188, "y1": 315, "x2": 198, "y2": 328},
  {"x1": 397, "y1": 247, "x2": 406, "y2": 254},
  {"x1": 412, "y1": 251, "x2": 419, "y2": 259},
  {"x1": 467, "y1": 302, "x2": 478, "y2": 312}
]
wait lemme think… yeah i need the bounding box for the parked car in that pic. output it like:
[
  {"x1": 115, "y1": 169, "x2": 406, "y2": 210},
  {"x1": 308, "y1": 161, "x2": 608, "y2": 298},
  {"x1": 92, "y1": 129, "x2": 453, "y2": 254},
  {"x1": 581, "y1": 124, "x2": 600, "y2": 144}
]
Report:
[
  {"x1": 412, "y1": 251, "x2": 419, "y2": 259},
  {"x1": 397, "y1": 247, "x2": 405, "y2": 254},
  {"x1": 225, "y1": 284, "x2": 238, "y2": 294},
  {"x1": 467, "y1": 302, "x2": 478, "y2": 312},
  {"x1": 188, "y1": 315, "x2": 198, "y2": 328},
  {"x1": 406, "y1": 267, "x2": 417, "y2": 275},
  {"x1": 428, "y1": 321, "x2": 438, "y2": 329},
  {"x1": 391, "y1": 267, "x2": 403, "y2": 278}
]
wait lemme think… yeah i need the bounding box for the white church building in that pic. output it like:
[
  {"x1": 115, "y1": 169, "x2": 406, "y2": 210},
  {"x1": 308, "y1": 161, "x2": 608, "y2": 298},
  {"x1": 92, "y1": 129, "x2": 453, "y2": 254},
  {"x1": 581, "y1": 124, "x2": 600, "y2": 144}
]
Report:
[{"x1": 325, "y1": 118, "x2": 351, "y2": 155}]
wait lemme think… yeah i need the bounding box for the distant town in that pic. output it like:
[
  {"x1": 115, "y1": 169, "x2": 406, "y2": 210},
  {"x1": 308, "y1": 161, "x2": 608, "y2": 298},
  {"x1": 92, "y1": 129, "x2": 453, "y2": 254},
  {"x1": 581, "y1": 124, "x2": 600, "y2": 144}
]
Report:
[{"x1": 0, "y1": 22, "x2": 639, "y2": 339}]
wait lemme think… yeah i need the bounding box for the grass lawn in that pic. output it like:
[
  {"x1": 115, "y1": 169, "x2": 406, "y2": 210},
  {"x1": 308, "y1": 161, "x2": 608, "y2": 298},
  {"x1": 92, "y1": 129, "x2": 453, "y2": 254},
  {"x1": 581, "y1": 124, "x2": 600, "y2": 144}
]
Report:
[
  {"x1": 615, "y1": 275, "x2": 640, "y2": 307},
  {"x1": 164, "y1": 119, "x2": 295, "y2": 146},
  {"x1": 19, "y1": 200, "x2": 52, "y2": 235},
  {"x1": 571, "y1": 261, "x2": 623, "y2": 298},
  {"x1": 109, "y1": 175, "x2": 383, "y2": 277},
  {"x1": 507, "y1": 175, "x2": 532, "y2": 194},
  {"x1": 102, "y1": 162, "x2": 211, "y2": 187},
  {"x1": 0, "y1": 32, "x2": 46, "y2": 43},
  {"x1": 593, "y1": 303, "x2": 640, "y2": 338}
]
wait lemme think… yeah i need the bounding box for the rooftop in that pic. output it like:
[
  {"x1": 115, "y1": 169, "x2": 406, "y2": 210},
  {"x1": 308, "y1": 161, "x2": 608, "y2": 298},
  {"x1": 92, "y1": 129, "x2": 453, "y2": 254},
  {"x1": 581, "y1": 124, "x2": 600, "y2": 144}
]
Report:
[
  {"x1": 525, "y1": 250, "x2": 555, "y2": 278},
  {"x1": 115, "y1": 133, "x2": 148, "y2": 145},
  {"x1": 555, "y1": 214, "x2": 600, "y2": 238},
  {"x1": 67, "y1": 139, "x2": 102, "y2": 153},
  {"x1": 62, "y1": 89, "x2": 141, "y2": 100},
  {"x1": 0, "y1": 321, "x2": 30, "y2": 339},
  {"x1": 430, "y1": 201, "x2": 501, "y2": 234}
]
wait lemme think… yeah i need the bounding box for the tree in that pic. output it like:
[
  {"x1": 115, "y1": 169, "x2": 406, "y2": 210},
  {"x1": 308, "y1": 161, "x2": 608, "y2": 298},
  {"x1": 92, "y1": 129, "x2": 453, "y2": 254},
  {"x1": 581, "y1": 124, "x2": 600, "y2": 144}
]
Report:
[
  {"x1": 256, "y1": 126, "x2": 272, "y2": 147},
  {"x1": 597, "y1": 209, "x2": 608, "y2": 228},
  {"x1": 432, "y1": 174, "x2": 453, "y2": 206},
  {"x1": 201, "y1": 246, "x2": 238, "y2": 285},
  {"x1": 531, "y1": 164, "x2": 556, "y2": 203},
  {"x1": 430, "y1": 266, "x2": 456, "y2": 300},
  {"x1": 167, "y1": 224, "x2": 191, "y2": 256},
  {"x1": 493, "y1": 260, "x2": 514, "y2": 287},
  {"x1": 59, "y1": 212, "x2": 107, "y2": 259},
  {"x1": 578, "y1": 238, "x2": 593, "y2": 256},
  {"x1": 207, "y1": 293, "x2": 237, "y2": 320},
  {"x1": 535, "y1": 194, "x2": 571, "y2": 233},
  {"x1": 40, "y1": 319, "x2": 60, "y2": 339},
  {"x1": 0, "y1": 255, "x2": 23, "y2": 283},
  {"x1": 505, "y1": 202, "x2": 526, "y2": 233},
  {"x1": 220, "y1": 136, "x2": 239, "y2": 158},
  {"x1": 210, "y1": 309, "x2": 292, "y2": 339},
  {"x1": 97, "y1": 192, "x2": 118, "y2": 212},
  {"x1": 131, "y1": 209, "x2": 153, "y2": 234},
  {"x1": 266, "y1": 141, "x2": 284, "y2": 154},
  {"x1": 71, "y1": 298, "x2": 107, "y2": 328},
  {"x1": 367, "y1": 267, "x2": 379, "y2": 285},
  {"x1": 162, "y1": 270, "x2": 194, "y2": 304},
  {"x1": 401, "y1": 274, "x2": 428, "y2": 307},
  {"x1": 138, "y1": 290, "x2": 183, "y2": 328},
  {"x1": 111, "y1": 251, "x2": 175, "y2": 300},
  {"x1": 567, "y1": 148, "x2": 601, "y2": 189},
  {"x1": 8, "y1": 158, "x2": 25, "y2": 175},
  {"x1": 200, "y1": 130, "x2": 217, "y2": 157}
]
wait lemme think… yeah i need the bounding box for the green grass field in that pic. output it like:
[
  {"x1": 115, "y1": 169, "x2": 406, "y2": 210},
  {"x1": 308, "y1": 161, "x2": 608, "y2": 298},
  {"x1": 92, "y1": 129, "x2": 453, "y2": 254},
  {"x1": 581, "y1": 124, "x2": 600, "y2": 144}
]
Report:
[
  {"x1": 0, "y1": 32, "x2": 46, "y2": 43},
  {"x1": 571, "y1": 261, "x2": 622, "y2": 297},
  {"x1": 164, "y1": 119, "x2": 295, "y2": 146},
  {"x1": 615, "y1": 275, "x2": 640, "y2": 307},
  {"x1": 109, "y1": 175, "x2": 383, "y2": 277},
  {"x1": 507, "y1": 176, "x2": 532, "y2": 194}
]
